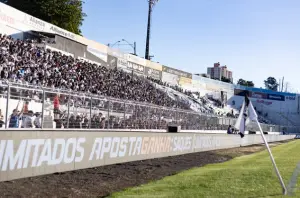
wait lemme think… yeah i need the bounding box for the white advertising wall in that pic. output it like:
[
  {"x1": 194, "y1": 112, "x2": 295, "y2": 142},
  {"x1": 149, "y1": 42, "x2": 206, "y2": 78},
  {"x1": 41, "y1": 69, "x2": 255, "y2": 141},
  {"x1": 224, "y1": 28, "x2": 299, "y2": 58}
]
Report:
[
  {"x1": 127, "y1": 54, "x2": 146, "y2": 66},
  {"x1": 162, "y1": 72, "x2": 179, "y2": 86},
  {"x1": 227, "y1": 95, "x2": 300, "y2": 125},
  {"x1": 0, "y1": 130, "x2": 294, "y2": 182}
]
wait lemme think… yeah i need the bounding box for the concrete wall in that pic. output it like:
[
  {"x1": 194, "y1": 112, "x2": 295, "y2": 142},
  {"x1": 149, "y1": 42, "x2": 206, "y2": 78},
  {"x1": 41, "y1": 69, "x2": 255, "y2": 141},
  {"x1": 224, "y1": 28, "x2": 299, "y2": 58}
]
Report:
[{"x1": 0, "y1": 130, "x2": 294, "y2": 182}]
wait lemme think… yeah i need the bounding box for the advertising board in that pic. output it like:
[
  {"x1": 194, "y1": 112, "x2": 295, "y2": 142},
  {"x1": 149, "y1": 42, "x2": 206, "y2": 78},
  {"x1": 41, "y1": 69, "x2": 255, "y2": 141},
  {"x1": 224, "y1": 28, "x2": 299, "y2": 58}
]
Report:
[
  {"x1": 23, "y1": 14, "x2": 45, "y2": 31},
  {"x1": 117, "y1": 57, "x2": 128, "y2": 70},
  {"x1": 146, "y1": 60, "x2": 163, "y2": 71},
  {"x1": 251, "y1": 92, "x2": 267, "y2": 99},
  {"x1": 145, "y1": 67, "x2": 161, "y2": 80},
  {"x1": 49, "y1": 26, "x2": 76, "y2": 40},
  {"x1": 234, "y1": 89, "x2": 286, "y2": 102},
  {"x1": 107, "y1": 55, "x2": 118, "y2": 69},
  {"x1": 127, "y1": 61, "x2": 145, "y2": 75},
  {"x1": 179, "y1": 77, "x2": 192, "y2": 86},
  {"x1": 0, "y1": 6, "x2": 16, "y2": 26},
  {"x1": 127, "y1": 54, "x2": 146, "y2": 66},
  {"x1": 162, "y1": 72, "x2": 179, "y2": 85},
  {"x1": 267, "y1": 94, "x2": 285, "y2": 101},
  {"x1": 162, "y1": 65, "x2": 192, "y2": 79},
  {"x1": 0, "y1": 131, "x2": 293, "y2": 182}
]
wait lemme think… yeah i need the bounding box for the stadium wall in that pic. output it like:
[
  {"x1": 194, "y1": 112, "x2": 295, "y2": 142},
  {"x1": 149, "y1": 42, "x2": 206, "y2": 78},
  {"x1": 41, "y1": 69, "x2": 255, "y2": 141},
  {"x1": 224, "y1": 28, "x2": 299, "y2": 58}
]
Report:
[{"x1": 0, "y1": 130, "x2": 294, "y2": 182}]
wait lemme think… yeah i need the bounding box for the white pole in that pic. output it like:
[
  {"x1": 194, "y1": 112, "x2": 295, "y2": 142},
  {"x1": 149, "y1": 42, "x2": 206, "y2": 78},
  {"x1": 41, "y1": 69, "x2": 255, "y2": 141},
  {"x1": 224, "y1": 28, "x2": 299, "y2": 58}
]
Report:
[{"x1": 256, "y1": 119, "x2": 287, "y2": 195}]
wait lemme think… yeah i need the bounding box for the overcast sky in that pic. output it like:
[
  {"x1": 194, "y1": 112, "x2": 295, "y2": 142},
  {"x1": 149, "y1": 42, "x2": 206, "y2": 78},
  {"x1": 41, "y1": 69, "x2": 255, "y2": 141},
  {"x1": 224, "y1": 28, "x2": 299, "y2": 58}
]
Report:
[{"x1": 81, "y1": 0, "x2": 300, "y2": 92}]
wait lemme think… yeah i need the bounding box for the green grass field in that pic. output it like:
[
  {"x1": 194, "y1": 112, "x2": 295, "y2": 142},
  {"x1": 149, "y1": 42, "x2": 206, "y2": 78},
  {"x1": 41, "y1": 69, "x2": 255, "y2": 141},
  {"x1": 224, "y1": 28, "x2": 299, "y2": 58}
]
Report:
[{"x1": 110, "y1": 140, "x2": 300, "y2": 198}]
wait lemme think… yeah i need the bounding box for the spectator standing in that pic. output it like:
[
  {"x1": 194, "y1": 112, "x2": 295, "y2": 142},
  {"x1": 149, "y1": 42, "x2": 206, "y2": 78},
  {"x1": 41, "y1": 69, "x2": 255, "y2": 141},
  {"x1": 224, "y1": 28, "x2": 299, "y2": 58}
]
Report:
[
  {"x1": 34, "y1": 113, "x2": 42, "y2": 128},
  {"x1": 9, "y1": 100, "x2": 23, "y2": 128},
  {"x1": 0, "y1": 109, "x2": 4, "y2": 128},
  {"x1": 21, "y1": 110, "x2": 34, "y2": 128},
  {"x1": 227, "y1": 125, "x2": 233, "y2": 134}
]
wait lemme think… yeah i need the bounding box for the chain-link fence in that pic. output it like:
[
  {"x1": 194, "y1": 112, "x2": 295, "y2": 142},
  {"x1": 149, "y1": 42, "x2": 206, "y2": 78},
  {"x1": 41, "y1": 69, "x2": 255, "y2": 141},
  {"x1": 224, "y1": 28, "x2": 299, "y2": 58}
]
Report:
[{"x1": 0, "y1": 82, "x2": 299, "y2": 133}]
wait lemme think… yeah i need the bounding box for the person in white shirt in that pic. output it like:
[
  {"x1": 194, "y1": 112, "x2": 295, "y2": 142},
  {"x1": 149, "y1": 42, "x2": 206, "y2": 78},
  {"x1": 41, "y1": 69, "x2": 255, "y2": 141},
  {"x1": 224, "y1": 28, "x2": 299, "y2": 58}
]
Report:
[
  {"x1": 21, "y1": 111, "x2": 34, "y2": 128},
  {"x1": 34, "y1": 113, "x2": 42, "y2": 128}
]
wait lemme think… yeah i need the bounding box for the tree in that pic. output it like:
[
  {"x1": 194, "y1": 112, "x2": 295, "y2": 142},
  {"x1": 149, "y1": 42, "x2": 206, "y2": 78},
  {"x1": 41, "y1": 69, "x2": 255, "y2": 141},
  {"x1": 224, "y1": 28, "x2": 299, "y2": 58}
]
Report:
[
  {"x1": 237, "y1": 79, "x2": 254, "y2": 87},
  {"x1": 246, "y1": 81, "x2": 254, "y2": 87},
  {"x1": 221, "y1": 76, "x2": 232, "y2": 83},
  {"x1": 264, "y1": 77, "x2": 279, "y2": 91},
  {"x1": 1, "y1": 0, "x2": 86, "y2": 35},
  {"x1": 237, "y1": 78, "x2": 247, "y2": 86}
]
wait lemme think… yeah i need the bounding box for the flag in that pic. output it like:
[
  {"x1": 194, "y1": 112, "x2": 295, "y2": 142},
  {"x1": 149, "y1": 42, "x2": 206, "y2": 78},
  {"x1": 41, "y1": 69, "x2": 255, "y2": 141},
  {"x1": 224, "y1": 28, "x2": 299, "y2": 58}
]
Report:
[{"x1": 234, "y1": 94, "x2": 258, "y2": 138}]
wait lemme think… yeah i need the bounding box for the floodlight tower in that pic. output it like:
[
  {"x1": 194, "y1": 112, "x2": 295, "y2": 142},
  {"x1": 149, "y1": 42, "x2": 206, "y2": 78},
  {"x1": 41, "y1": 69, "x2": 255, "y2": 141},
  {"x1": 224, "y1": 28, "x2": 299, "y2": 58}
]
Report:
[{"x1": 145, "y1": 0, "x2": 159, "y2": 60}]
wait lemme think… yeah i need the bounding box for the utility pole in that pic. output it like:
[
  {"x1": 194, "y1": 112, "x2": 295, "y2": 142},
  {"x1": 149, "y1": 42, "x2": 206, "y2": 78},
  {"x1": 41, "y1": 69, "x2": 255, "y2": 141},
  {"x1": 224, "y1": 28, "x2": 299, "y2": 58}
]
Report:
[{"x1": 145, "y1": 0, "x2": 159, "y2": 60}]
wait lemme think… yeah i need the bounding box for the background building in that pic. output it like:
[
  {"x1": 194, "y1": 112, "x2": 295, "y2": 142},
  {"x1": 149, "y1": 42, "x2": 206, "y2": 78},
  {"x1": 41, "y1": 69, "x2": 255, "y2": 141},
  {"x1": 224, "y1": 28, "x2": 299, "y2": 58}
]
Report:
[{"x1": 207, "y1": 62, "x2": 233, "y2": 82}]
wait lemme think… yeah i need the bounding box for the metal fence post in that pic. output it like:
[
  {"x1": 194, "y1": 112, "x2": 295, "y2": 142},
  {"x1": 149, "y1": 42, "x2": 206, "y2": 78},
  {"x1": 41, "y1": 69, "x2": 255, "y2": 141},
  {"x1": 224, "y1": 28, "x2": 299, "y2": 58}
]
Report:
[
  {"x1": 66, "y1": 94, "x2": 70, "y2": 129},
  {"x1": 107, "y1": 99, "x2": 110, "y2": 129},
  {"x1": 175, "y1": 108, "x2": 178, "y2": 125},
  {"x1": 89, "y1": 96, "x2": 92, "y2": 129},
  {"x1": 5, "y1": 85, "x2": 10, "y2": 129},
  {"x1": 123, "y1": 101, "x2": 126, "y2": 122},
  {"x1": 41, "y1": 89, "x2": 45, "y2": 129},
  {"x1": 148, "y1": 105, "x2": 150, "y2": 120}
]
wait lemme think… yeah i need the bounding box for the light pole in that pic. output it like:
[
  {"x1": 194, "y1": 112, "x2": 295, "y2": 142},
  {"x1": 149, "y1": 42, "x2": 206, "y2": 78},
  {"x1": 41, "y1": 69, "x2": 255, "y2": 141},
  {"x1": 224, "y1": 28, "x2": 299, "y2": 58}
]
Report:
[
  {"x1": 107, "y1": 41, "x2": 121, "y2": 48},
  {"x1": 107, "y1": 39, "x2": 137, "y2": 56},
  {"x1": 145, "y1": 0, "x2": 159, "y2": 60},
  {"x1": 121, "y1": 39, "x2": 136, "y2": 55}
]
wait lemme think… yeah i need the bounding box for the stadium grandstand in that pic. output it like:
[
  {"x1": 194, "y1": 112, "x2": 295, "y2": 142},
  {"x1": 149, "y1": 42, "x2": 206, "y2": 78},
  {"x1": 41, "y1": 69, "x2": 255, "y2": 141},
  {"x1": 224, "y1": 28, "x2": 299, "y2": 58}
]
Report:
[{"x1": 0, "y1": 2, "x2": 298, "y2": 134}]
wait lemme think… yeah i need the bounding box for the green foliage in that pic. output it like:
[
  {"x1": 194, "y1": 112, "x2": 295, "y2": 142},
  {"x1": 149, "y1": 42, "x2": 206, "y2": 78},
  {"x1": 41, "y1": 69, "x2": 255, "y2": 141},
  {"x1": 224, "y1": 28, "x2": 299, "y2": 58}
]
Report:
[
  {"x1": 237, "y1": 78, "x2": 255, "y2": 87},
  {"x1": 221, "y1": 76, "x2": 232, "y2": 83},
  {"x1": 1, "y1": 0, "x2": 86, "y2": 35},
  {"x1": 264, "y1": 77, "x2": 279, "y2": 91}
]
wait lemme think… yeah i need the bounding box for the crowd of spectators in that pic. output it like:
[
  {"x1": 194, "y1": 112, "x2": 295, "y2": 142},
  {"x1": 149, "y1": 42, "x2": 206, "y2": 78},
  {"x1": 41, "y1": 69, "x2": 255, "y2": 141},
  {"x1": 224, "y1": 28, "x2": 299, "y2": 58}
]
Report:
[
  {"x1": 0, "y1": 34, "x2": 273, "y2": 130},
  {"x1": 3, "y1": 97, "x2": 227, "y2": 130},
  {"x1": 0, "y1": 34, "x2": 189, "y2": 109},
  {"x1": 147, "y1": 77, "x2": 199, "y2": 99}
]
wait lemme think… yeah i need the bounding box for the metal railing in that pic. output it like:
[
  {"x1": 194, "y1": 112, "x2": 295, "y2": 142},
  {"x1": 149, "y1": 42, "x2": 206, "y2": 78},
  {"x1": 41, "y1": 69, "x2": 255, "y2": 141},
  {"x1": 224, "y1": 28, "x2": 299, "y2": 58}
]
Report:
[{"x1": 0, "y1": 82, "x2": 299, "y2": 133}]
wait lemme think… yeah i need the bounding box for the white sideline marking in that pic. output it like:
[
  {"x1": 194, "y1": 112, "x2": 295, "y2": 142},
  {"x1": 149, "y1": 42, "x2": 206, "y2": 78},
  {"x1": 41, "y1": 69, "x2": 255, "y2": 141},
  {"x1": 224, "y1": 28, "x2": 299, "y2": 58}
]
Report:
[{"x1": 287, "y1": 161, "x2": 300, "y2": 196}]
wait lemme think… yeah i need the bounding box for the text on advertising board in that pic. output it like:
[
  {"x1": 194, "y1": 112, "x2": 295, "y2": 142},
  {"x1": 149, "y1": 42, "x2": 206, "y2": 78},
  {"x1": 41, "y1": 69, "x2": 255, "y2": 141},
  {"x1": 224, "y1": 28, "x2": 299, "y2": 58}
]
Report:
[
  {"x1": 286, "y1": 96, "x2": 296, "y2": 100},
  {"x1": 162, "y1": 66, "x2": 192, "y2": 79},
  {"x1": 128, "y1": 62, "x2": 144, "y2": 74},
  {"x1": 267, "y1": 94, "x2": 285, "y2": 101},
  {"x1": 0, "y1": 8, "x2": 14, "y2": 25},
  {"x1": 145, "y1": 67, "x2": 161, "y2": 80},
  {"x1": 117, "y1": 58, "x2": 127, "y2": 69},
  {"x1": 251, "y1": 92, "x2": 267, "y2": 99},
  {"x1": 234, "y1": 89, "x2": 286, "y2": 102},
  {"x1": 0, "y1": 135, "x2": 221, "y2": 171},
  {"x1": 50, "y1": 26, "x2": 75, "y2": 40},
  {"x1": 0, "y1": 135, "x2": 208, "y2": 171},
  {"x1": 24, "y1": 15, "x2": 45, "y2": 30}
]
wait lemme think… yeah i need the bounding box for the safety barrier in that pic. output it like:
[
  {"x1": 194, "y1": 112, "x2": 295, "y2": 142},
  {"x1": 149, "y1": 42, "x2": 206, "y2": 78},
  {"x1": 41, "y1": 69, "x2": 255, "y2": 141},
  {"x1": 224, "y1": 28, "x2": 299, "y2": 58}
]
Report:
[{"x1": 0, "y1": 130, "x2": 294, "y2": 182}]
